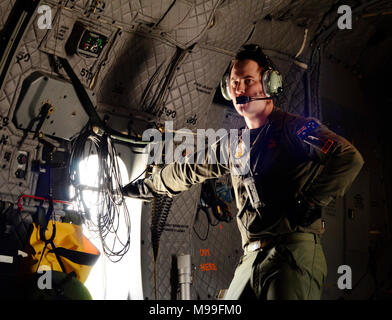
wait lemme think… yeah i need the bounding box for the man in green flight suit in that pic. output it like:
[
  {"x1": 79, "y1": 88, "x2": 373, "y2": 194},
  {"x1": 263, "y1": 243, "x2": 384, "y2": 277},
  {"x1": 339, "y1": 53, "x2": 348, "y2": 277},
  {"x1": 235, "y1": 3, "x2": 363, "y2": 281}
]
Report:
[{"x1": 122, "y1": 44, "x2": 364, "y2": 300}]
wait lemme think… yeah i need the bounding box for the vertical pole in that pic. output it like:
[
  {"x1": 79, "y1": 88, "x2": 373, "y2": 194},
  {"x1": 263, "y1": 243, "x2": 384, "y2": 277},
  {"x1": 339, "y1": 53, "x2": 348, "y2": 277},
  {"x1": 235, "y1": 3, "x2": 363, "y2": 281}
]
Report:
[{"x1": 177, "y1": 253, "x2": 191, "y2": 300}]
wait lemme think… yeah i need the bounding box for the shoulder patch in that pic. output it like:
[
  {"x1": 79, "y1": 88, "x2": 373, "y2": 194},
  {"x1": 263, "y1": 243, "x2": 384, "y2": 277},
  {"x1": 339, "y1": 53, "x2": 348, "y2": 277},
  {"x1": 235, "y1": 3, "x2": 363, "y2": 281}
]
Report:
[
  {"x1": 296, "y1": 119, "x2": 320, "y2": 139},
  {"x1": 296, "y1": 119, "x2": 336, "y2": 155}
]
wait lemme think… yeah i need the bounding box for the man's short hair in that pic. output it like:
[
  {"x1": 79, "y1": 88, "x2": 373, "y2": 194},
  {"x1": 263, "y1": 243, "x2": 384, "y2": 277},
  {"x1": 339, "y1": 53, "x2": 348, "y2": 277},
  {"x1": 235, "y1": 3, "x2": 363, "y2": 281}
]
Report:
[{"x1": 232, "y1": 44, "x2": 271, "y2": 72}]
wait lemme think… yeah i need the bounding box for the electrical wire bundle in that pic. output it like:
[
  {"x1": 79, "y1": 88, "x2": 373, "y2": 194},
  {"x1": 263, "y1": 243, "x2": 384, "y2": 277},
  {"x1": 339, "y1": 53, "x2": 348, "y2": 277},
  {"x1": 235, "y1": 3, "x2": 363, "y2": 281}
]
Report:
[
  {"x1": 193, "y1": 180, "x2": 232, "y2": 241},
  {"x1": 69, "y1": 126, "x2": 131, "y2": 262},
  {"x1": 193, "y1": 200, "x2": 220, "y2": 241}
]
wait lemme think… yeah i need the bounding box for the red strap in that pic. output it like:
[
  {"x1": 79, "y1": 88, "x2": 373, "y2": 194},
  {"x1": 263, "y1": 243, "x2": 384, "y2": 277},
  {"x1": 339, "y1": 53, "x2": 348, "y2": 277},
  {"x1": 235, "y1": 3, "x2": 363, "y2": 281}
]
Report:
[{"x1": 17, "y1": 194, "x2": 72, "y2": 211}]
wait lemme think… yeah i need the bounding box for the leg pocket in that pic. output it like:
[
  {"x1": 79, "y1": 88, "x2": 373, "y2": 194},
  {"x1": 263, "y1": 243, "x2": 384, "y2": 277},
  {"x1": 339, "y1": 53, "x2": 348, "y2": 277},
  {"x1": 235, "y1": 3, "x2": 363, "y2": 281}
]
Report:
[
  {"x1": 266, "y1": 242, "x2": 327, "y2": 300},
  {"x1": 251, "y1": 245, "x2": 304, "y2": 300}
]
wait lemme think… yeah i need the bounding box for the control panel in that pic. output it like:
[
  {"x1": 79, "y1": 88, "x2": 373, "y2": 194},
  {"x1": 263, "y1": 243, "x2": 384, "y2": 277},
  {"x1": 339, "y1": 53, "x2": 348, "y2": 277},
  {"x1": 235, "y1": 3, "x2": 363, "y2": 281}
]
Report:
[
  {"x1": 1, "y1": 147, "x2": 30, "y2": 181},
  {"x1": 78, "y1": 29, "x2": 107, "y2": 57},
  {"x1": 65, "y1": 21, "x2": 108, "y2": 58},
  {"x1": 0, "y1": 123, "x2": 40, "y2": 197}
]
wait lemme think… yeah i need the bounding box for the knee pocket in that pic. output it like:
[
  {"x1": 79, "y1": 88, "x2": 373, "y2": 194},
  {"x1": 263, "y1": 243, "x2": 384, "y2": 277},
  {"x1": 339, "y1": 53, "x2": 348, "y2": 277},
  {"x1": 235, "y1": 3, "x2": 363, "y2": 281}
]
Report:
[{"x1": 252, "y1": 243, "x2": 327, "y2": 300}]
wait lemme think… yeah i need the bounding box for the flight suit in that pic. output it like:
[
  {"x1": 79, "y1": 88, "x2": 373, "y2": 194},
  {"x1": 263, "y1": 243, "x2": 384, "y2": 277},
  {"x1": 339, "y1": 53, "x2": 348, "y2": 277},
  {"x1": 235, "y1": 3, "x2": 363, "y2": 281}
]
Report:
[{"x1": 141, "y1": 106, "x2": 364, "y2": 299}]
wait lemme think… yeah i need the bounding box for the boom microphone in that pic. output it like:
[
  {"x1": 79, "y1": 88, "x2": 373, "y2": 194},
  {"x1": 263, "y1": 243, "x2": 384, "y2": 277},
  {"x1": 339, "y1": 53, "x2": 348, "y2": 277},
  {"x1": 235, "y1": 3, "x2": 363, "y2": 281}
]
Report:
[{"x1": 236, "y1": 96, "x2": 273, "y2": 104}]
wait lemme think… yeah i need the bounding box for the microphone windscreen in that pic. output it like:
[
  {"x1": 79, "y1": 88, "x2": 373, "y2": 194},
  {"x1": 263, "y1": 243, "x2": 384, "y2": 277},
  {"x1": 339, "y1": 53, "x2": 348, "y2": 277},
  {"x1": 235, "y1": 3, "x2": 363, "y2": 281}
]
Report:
[{"x1": 236, "y1": 96, "x2": 250, "y2": 104}]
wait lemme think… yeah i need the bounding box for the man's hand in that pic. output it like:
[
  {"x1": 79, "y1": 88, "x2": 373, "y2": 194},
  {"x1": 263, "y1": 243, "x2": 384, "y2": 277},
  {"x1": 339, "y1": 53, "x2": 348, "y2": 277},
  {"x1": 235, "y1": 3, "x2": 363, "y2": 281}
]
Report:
[{"x1": 121, "y1": 179, "x2": 156, "y2": 201}]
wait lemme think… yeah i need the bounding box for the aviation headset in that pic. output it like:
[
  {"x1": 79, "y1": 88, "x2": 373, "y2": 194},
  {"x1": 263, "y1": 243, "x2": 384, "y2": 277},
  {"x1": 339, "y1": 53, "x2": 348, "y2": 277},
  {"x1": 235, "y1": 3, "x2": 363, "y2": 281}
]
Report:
[{"x1": 220, "y1": 44, "x2": 283, "y2": 101}]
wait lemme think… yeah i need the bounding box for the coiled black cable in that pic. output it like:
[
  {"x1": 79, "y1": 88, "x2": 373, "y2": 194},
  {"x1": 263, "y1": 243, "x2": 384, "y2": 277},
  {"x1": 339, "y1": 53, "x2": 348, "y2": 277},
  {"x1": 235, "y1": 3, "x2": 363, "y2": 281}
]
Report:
[
  {"x1": 150, "y1": 194, "x2": 173, "y2": 299},
  {"x1": 69, "y1": 125, "x2": 131, "y2": 262},
  {"x1": 151, "y1": 194, "x2": 173, "y2": 261}
]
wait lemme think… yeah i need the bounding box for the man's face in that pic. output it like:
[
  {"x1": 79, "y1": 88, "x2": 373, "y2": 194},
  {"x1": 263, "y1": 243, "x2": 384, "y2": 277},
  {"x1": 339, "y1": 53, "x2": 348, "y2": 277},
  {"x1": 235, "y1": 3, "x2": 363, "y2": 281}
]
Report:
[{"x1": 229, "y1": 59, "x2": 268, "y2": 120}]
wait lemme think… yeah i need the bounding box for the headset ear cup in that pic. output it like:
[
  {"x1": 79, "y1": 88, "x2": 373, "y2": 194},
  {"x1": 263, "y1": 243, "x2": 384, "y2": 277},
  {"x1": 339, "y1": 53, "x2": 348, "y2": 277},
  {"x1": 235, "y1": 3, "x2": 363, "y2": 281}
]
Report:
[
  {"x1": 262, "y1": 69, "x2": 283, "y2": 97},
  {"x1": 262, "y1": 70, "x2": 272, "y2": 97},
  {"x1": 269, "y1": 70, "x2": 283, "y2": 96},
  {"x1": 220, "y1": 73, "x2": 232, "y2": 100}
]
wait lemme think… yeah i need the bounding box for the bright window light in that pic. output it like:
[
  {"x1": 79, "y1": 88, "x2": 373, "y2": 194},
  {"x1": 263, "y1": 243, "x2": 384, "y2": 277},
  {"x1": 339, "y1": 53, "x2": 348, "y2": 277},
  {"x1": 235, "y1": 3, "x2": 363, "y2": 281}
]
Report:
[{"x1": 70, "y1": 154, "x2": 143, "y2": 300}]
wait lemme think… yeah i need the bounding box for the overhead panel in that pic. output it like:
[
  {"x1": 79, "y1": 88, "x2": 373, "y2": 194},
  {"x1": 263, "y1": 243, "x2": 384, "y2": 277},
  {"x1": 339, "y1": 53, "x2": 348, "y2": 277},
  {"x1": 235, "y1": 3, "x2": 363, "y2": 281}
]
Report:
[{"x1": 37, "y1": 5, "x2": 117, "y2": 87}]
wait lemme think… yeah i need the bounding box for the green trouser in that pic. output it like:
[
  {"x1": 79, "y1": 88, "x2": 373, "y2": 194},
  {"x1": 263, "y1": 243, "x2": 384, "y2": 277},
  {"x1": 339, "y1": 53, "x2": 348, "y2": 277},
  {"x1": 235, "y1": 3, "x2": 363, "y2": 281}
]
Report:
[{"x1": 224, "y1": 233, "x2": 327, "y2": 300}]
